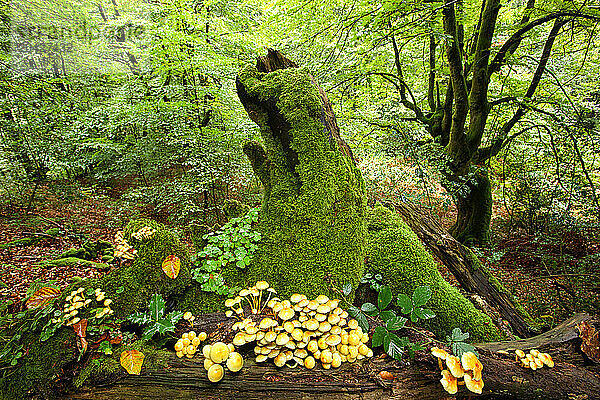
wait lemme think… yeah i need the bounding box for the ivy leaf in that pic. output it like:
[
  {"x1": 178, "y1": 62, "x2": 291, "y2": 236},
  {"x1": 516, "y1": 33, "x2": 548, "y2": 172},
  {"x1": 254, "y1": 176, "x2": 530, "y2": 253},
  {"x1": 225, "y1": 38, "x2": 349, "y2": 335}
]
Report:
[
  {"x1": 412, "y1": 286, "x2": 431, "y2": 307},
  {"x1": 342, "y1": 282, "x2": 353, "y2": 296},
  {"x1": 162, "y1": 255, "x2": 181, "y2": 279},
  {"x1": 148, "y1": 294, "x2": 165, "y2": 321},
  {"x1": 120, "y1": 350, "x2": 144, "y2": 375},
  {"x1": 360, "y1": 302, "x2": 378, "y2": 316},
  {"x1": 450, "y1": 327, "x2": 470, "y2": 342},
  {"x1": 386, "y1": 316, "x2": 407, "y2": 331},
  {"x1": 396, "y1": 294, "x2": 413, "y2": 314},
  {"x1": 378, "y1": 285, "x2": 392, "y2": 310},
  {"x1": 452, "y1": 341, "x2": 477, "y2": 358},
  {"x1": 371, "y1": 326, "x2": 386, "y2": 347},
  {"x1": 414, "y1": 307, "x2": 435, "y2": 320},
  {"x1": 25, "y1": 287, "x2": 61, "y2": 309}
]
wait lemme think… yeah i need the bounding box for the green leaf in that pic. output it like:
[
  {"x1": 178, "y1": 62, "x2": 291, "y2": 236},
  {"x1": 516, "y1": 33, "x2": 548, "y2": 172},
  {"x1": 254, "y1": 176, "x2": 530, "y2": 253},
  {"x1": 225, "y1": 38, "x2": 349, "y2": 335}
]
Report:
[
  {"x1": 349, "y1": 306, "x2": 370, "y2": 332},
  {"x1": 342, "y1": 282, "x2": 353, "y2": 296},
  {"x1": 383, "y1": 332, "x2": 404, "y2": 361},
  {"x1": 386, "y1": 316, "x2": 407, "y2": 331},
  {"x1": 360, "y1": 302, "x2": 378, "y2": 316},
  {"x1": 377, "y1": 285, "x2": 392, "y2": 310},
  {"x1": 371, "y1": 326, "x2": 386, "y2": 347},
  {"x1": 414, "y1": 307, "x2": 435, "y2": 320},
  {"x1": 452, "y1": 341, "x2": 477, "y2": 358},
  {"x1": 379, "y1": 310, "x2": 396, "y2": 322},
  {"x1": 397, "y1": 294, "x2": 413, "y2": 314},
  {"x1": 148, "y1": 294, "x2": 165, "y2": 321},
  {"x1": 412, "y1": 286, "x2": 431, "y2": 307},
  {"x1": 450, "y1": 327, "x2": 470, "y2": 342},
  {"x1": 128, "y1": 311, "x2": 151, "y2": 325}
]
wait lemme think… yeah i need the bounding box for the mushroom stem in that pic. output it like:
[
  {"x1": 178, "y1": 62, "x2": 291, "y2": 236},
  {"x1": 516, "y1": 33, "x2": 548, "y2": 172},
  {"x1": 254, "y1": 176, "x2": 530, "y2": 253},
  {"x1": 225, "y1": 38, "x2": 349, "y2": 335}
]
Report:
[{"x1": 438, "y1": 358, "x2": 444, "y2": 371}]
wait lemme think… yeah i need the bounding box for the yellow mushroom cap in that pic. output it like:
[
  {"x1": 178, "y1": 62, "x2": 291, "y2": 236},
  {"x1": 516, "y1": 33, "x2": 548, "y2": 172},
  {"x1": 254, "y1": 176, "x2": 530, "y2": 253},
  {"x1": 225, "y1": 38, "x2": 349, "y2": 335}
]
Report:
[
  {"x1": 233, "y1": 332, "x2": 247, "y2": 347},
  {"x1": 315, "y1": 313, "x2": 327, "y2": 322},
  {"x1": 305, "y1": 319, "x2": 320, "y2": 331},
  {"x1": 307, "y1": 300, "x2": 319, "y2": 310},
  {"x1": 207, "y1": 364, "x2": 224, "y2": 383},
  {"x1": 227, "y1": 343, "x2": 235, "y2": 352},
  {"x1": 210, "y1": 342, "x2": 230, "y2": 364},
  {"x1": 226, "y1": 352, "x2": 244, "y2": 372},
  {"x1": 225, "y1": 299, "x2": 236, "y2": 308},
  {"x1": 515, "y1": 349, "x2": 525, "y2": 358},
  {"x1": 291, "y1": 328, "x2": 304, "y2": 342},
  {"x1": 198, "y1": 331, "x2": 207, "y2": 341},
  {"x1": 318, "y1": 321, "x2": 332, "y2": 333},
  {"x1": 316, "y1": 304, "x2": 331, "y2": 314},
  {"x1": 202, "y1": 344, "x2": 212, "y2": 359},
  {"x1": 316, "y1": 295, "x2": 329, "y2": 304},
  {"x1": 534, "y1": 358, "x2": 543, "y2": 368},
  {"x1": 304, "y1": 356, "x2": 316, "y2": 369},
  {"x1": 538, "y1": 353, "x2": 554, "y2": 367},
  {"x1": 174, "y1": 341, "x2": 184, "y2": 352},
  {"x1": 431, "y1": 347, "x2": 449, "y2": 360},
  {"x1": 290, "y1": 293, "x2": 306, "y2": 303},
  {"x1": 259, "y1": 317, "x2": 277, "y2": 330},
  {"x1": 320, "y1": 349, "x2": 333, "y2": 364},
  {"x1": 328, "y1": 314, "x2": 341, "y2": 325},
  {"x1": 256, "y1": 354, "x2": 268, "y2": 363},
  {"x1": 192, "y1": 337, "x2": 201, "y2": 347},
  {"x1": 204, "y1": 358, "x2": 214, "y2": 370},
  {"x1": 348, "y1": 319, "x2": 359, "y2": 330},
  {"x1": 461, "y1": 351, "x2": 483, "y2": 381},
  {"x1": 294, "y1": 349, "x2": 308, "y2": 359},
  {"x1": 283, "y1": 321, "x2": 295, "y2": 333},
  {"x1": 530, "y1": 349, "x2": 540, "y2": 357},
  {"x1": 328, "y1": 299, "x2": 340, "y2": 309},
  {"x1": 255, "y1": 281, "x2": 269, "y2": 291},
  {"x1": 278, "y1": 307, "x2": 295, "y2": 321},
  {"x1": 276, "y1": 332, "x2": 290, "y2": 346},
  {"x1": 182, "y1": 338, "x2": 191, "y2": 347},
  {"x1": 331, "y1": 352, "x2": 342, "y2": 368},
  {"x1": 464, "y1": 372, "x2": 484, "y2": 394},
  {"x1": 446, "y1": 355, "x2": 464, "y2": 378},
  {"x1": 307, "y1": 340, "x2": 319, "y2": 353},
  {"x1": 348, "y1": 333, "x2": 361, "y2": 346},
  {"x1": 274, "y1": 353, "x2": 287, "y2": 367},
  {"x1": 440, "y1": 369, "x2": 458, "y2": 395}
]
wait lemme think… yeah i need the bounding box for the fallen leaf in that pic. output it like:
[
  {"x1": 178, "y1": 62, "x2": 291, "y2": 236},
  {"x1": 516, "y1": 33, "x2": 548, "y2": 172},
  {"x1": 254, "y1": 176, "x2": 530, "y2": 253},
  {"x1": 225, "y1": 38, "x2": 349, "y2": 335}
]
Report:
[
  {"x1": 73, "y1": 319, "x2": 88, "y2": 338},
  {"x1": 25, "y1": 286, "x2": 60, "y2": 309},
  {"x1": 120, "y1": 349, "x2": 145, "y2": 375},
  {"x1": 162, "y1": 255, "x2": 180, "y2": 279},
  {"x1": 578, "y1": 321, "x2": 600, "y2": 363}
]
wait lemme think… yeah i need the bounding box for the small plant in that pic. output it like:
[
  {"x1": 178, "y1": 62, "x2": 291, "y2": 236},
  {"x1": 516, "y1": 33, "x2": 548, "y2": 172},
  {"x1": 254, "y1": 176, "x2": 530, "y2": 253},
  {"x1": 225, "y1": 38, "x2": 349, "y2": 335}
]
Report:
[
  {"x1": 360, "y1": 272, "x2": 384, "y2": 292},
  {"x1": 396, "y1": 286, "x2": 436, "y2": 323},
  {"x1": 128, "y1": 293, "x2": 183, "y2": 340},
  {"x1": 446, "y1": 327, "x2": 477, "y2": 357},
  {"x1": 345, "y1": 284, "x2": 428, "y2": 361},
  {"x1": 191, "y1": 208, "x2": 260, "y2": 294}
]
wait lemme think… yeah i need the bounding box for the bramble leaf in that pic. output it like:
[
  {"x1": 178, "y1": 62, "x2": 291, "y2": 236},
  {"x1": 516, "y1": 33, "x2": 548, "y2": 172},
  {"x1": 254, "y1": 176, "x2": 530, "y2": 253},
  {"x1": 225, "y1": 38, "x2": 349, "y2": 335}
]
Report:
[
  {"x1": 378, "y1": 285, "x2": 392, "y2": 310},
  {"x1": 120, "y1": 349, "x2": 144, "y2": 375}
]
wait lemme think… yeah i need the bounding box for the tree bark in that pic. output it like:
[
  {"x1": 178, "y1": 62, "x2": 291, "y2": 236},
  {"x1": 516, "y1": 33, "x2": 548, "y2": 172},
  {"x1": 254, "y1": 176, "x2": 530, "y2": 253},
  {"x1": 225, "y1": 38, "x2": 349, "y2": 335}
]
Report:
[
  {"x1": 448, "y1": 169, "x2": 493, "y2": 245},
  {"x1": 67, "y1": 313, "x2": 600, "y2": 400},
  {"x1": 390, "y1": 200, "x2": 535, "y2": 338}
]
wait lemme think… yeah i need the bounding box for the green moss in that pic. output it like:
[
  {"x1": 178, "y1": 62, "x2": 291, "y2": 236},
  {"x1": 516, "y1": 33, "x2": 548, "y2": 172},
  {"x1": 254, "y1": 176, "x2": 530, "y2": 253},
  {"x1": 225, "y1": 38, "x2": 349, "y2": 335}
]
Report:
[
  {"x1": 365, "y1": 205, "x2": 503, "y2": 342},
  {"x1": 0, "y1": 328, "x2": 76, "y2": 400},
  {"x1": 100, "y1": 218, "x2": 191, "y2": 319},
  {"x1": 222, "y1": 199, "x2": 251, "y2": 220},
  {"x1": 73, "y1": 340, "x2": 169, "y2": 389},
  {"x1": 40, "y1": 257, "x2": 110, "y2": 271},
  {"x1": 238, "y1": 65, "x2": 367, "y2": 300}
]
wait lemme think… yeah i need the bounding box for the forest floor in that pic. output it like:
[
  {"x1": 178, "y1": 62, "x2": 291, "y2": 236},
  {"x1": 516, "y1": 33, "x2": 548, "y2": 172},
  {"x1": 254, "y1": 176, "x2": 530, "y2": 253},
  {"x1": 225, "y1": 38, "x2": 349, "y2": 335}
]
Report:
[{"x1": 1, "y1": 183, "x2": 599, "y2": 332}]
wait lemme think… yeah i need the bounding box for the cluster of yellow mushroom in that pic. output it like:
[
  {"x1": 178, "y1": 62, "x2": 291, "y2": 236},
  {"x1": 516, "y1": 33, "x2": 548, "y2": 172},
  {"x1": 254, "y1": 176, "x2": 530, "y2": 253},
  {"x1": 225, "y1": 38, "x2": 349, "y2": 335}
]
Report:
[
  {"x1": 225, "y1": 281, "x2": 277, "y2": 317},
  {"x1": 431, "y1": 347, "x2": 484, "y2": 395},
  {"x1": 174, "y1": 330, "x2": 208, "y2": 358},
  {"x1": 227, "y1": 286, "x2": 373, "y2": 370},
  {"x1": 114, "y1": 231, "x2": 137, "y2": 260},
  {"x1": 515, "y1": 349, "x2": 554, "y2": 370},
  {"x1": 132, "y1": 226, "x2": 156, "y2": 241},
  {"x1": 183, "y1": 311, "x2": 196, "y2": 326},
  {"x1": 93, "y1": 288, "x2": 114, "y2": 319},
  {"x1": 54, "y1": 287, "x2": 91, "y2": 326},
  {"x1": 201, "y1": 342, "x2": 244, "y2": 382}
]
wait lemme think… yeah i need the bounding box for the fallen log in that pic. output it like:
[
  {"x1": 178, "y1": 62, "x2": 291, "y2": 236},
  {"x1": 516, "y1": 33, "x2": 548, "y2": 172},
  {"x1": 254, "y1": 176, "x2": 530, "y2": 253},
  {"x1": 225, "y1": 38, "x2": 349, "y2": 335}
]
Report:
[
  {"x1": 390, "y1": 200, "x2": 536, "y2": 338},
  {"x1": 67, "y1": 313, "x2": 600, "y2": 400}
]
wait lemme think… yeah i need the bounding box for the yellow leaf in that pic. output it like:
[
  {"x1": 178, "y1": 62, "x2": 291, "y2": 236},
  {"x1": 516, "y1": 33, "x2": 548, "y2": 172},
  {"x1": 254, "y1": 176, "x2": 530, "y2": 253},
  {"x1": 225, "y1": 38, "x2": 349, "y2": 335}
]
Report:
[
  {"x1": 25, "y1": 287, "x2": 61, "y2": 309},
  {"x1": 120, "y1": 349, "x2": 145, "y2": 375},
  {"x1": 162, "y1": 255, "x2": 180, "y2": 279}
]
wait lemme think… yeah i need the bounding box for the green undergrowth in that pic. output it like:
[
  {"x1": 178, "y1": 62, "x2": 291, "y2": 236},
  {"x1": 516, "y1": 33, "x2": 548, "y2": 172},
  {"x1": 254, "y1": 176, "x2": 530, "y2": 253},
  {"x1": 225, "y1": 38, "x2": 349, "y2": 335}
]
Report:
[{"x1": 365, "y1": 204, "x2": 503, "y2": 342}]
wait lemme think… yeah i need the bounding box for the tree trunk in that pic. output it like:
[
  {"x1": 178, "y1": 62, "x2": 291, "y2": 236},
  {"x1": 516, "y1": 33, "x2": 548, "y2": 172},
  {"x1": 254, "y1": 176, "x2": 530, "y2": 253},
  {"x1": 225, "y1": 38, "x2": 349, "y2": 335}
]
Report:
[
  {"x1": 391, "y1": 200, "x2": 535, "y2": 338},
  {"x1": 449, "y1": 169, "x2": 493, "y2": 245},
  {"x1": 67, "y1": 313, "x2": 600, "y2": 400}
]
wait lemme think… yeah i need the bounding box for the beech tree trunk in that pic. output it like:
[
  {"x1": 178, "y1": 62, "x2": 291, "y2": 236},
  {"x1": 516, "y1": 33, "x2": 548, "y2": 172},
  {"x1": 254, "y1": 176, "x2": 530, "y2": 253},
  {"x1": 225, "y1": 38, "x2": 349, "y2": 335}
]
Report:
[
  {"x1": 68, "y1": 313, "x2": 600, "y2": 400},
  {"x1": 447, "y1": 169, "x2": 493, "y2": 245}
]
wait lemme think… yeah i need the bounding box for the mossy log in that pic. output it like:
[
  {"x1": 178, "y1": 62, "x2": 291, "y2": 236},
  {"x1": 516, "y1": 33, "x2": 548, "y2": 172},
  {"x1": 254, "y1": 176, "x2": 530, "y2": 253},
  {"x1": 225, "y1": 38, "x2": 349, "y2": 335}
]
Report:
[
  {"x1": 389, "y1": 200, "x2": 535, "y2": 338},
  {"x1": 67, "y1": 313, "x2": 600, "y2": 400}
]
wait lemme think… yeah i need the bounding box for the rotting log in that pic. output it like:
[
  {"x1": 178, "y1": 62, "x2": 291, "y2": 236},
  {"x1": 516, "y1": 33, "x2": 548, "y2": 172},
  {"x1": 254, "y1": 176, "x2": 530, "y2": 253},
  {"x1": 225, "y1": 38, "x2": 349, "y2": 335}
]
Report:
[
  {"x1": 390, "y1": 200, "x2": 535, "y2": 338},
  {"x1": 67, "y1": 313, "x2": 600, "y2": 400}
]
